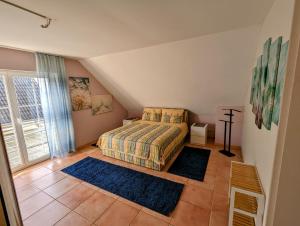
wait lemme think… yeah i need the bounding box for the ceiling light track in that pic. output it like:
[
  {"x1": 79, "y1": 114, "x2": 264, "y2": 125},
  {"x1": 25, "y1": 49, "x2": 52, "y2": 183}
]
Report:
[{"x1": 0, "y1": 0, "x2": 52, "y2": 28}]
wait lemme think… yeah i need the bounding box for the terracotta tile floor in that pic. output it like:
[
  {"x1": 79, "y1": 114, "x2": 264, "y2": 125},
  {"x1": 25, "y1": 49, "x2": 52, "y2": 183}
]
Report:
[{"x1": 13, "y1": 143, "x2": 242, "y2": 226}]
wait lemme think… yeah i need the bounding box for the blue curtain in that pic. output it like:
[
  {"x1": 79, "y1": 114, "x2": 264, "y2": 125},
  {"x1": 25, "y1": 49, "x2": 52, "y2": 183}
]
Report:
[{"x1": 35, "y1": 53, "x2": 75, "y2": 158}]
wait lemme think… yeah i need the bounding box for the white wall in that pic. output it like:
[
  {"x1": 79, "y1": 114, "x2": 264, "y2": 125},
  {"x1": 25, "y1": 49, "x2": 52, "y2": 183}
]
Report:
[
  {"x1": 241, "y1": 0, "x2": 295, "y2": 224},
  {"x1": 81, "y1": 26, "x2": 259, "y2": 129}
]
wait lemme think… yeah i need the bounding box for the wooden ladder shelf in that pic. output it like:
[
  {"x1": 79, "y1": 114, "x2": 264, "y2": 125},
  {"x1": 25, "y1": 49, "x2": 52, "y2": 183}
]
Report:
[{"x1": 229, "y1": 161, "x2": 265, "y2": 226}]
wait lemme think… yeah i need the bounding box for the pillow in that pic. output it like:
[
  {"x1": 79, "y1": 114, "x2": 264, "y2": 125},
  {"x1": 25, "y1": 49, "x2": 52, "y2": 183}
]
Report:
[
  {"x1": 151, "y1": 109, "x2": 162, "y2": 122},
  {"x1": 142, "y1": 108, "x2": 162, "y2": 122},
  {"x1": 161, "y1": 109, "x2": 184, "y2": 123},
  {"x1": 142, "y1": 110, "x2": 151, "y2": 121}
]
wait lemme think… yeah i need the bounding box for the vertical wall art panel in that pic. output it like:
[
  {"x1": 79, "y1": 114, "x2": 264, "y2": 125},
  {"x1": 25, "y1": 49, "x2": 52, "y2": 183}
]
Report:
[
  {"x1": 252, "y1": 56, "x2": 262, "y2": 115},
  {"x1": 273, "y1": 41, "x2": 289, "y2": 125},
  {"x1": 250, "y1": 67, "x2": 257, "y2": 104},
  {"x1": 255, "y1": 38, "x2": 271, "y2": 129},
  {"x1": 249, "y1": 37, "x2": 289, "y2": 130},
  {"x1": 262, "y1": 37, "x2": 282, "y2": 130},
  {"x1": 69, "y1": 77, "x2": 92, "y2": 111}
]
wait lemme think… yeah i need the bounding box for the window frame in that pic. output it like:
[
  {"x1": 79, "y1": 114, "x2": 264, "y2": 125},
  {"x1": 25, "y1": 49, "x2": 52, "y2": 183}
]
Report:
[{"x1": 0, "y1": 69, "x2": 50, "y2": 172}]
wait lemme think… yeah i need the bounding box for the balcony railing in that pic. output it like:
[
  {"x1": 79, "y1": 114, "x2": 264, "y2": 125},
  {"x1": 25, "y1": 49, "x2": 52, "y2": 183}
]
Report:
[{"x1": 2, "y1": 119, "x2": 49, "y2": 169}]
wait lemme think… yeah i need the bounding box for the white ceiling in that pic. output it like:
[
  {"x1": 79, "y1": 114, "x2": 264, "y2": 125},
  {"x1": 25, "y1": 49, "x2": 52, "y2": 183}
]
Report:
[{"x1": 0, "y1": 0, "x2": 274, "y2": 58}]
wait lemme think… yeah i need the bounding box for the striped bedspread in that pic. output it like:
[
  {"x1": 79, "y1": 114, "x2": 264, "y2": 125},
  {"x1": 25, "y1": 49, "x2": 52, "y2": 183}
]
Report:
[{"x1": 97, "y1": 120, "x2": 188, "y2": 165}]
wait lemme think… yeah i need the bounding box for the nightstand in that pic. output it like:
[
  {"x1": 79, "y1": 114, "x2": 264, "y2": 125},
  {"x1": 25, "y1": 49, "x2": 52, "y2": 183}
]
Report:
[
  {"x1": 123, "y1": 117, "x2": 140, "y2": 126},
  {"x1": 190, "y1": 123, "x2": 208, "y2": 145}
]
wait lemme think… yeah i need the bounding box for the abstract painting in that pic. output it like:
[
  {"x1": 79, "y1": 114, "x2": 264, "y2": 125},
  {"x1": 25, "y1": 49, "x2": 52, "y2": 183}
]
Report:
[
  {"x1": 262, "y1": 37, "x2": 282, "y2": 130},
  {"x1": 250, "y1": 67, "x2": 257, "y2": 105},
  {"x1": 249, "y1": 37, "x2": 290, "y2": 130},
  {"x1": 91, "y1": 95, "x2": 112, "y2": 115},
  {"x1": 255, "y1": 38, "x2": 271, "y2": 129},
  {"x1": 252, "y1": 56, "x2": 262, "y2": 115},
  {"x1": 69, "y1": 77, "x2": 92, "y2": 111},
  {"x1": 273, "y1": 41, "x2": 289, "y2": 125}
]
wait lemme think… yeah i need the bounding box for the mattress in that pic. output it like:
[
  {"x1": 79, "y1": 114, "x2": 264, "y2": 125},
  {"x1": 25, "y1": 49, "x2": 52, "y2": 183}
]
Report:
[{"x1": 97, "y1": 120, "x2": 188, "y2": 166}]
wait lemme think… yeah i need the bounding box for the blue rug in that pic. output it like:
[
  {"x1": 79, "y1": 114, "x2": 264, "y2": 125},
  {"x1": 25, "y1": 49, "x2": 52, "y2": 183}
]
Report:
[
  {"x1": 61, "y1": 157, "x2": 184, "y2": 215},
  {"x1": 168, "y1": 146, "x2": 211, "y2": 181}
]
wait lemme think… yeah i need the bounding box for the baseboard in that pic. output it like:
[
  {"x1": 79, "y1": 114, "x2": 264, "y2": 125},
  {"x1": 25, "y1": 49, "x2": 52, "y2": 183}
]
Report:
[
  {"x1": 214, "y1": 143, "x2": 241, "y2": 151},
  {"x1": 76, "y1": 140, "x2": 98, "y2": 151}
]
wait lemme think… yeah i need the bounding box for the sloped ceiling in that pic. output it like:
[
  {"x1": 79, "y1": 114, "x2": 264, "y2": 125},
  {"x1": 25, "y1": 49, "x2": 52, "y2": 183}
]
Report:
[
  {"x1": 0, "y1": 0, "x2": 274, "y2": 58},
  {"x1": 81, "y1": 26, "x2": 260, "y2": 116}
]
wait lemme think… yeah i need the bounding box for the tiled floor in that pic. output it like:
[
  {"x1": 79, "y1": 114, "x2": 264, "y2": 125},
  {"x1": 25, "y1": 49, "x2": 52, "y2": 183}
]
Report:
[{"x1": 13, "y1": 143, "x2": 242, "y2": 226}]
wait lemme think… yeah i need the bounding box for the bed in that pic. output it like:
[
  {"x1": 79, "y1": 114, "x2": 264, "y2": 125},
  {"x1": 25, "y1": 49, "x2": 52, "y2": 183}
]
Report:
[{"x1": 97, "y1": 108, "x2": 188, "y2": 171}]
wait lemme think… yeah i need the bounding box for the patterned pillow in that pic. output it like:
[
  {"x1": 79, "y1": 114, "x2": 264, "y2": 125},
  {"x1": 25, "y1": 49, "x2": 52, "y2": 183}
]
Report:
[
  {"x1": 161, "y1": 109, "x2": 184, "y2": 123},
  {"x1": 162, "y1": 112, "x2": 171, "y2": 123},
  {"x1": 142, "y1": 108, "x2": 162, "y2": 122},
  {"x1": 152, "y1": 112, "x2": 161, "y2": 122},
  {"x1": 171, "y1": 115, "x2": 183, "y2": 123},
  {"x1": 142, "y1": 111, "x2": 151, "y2": 121}
]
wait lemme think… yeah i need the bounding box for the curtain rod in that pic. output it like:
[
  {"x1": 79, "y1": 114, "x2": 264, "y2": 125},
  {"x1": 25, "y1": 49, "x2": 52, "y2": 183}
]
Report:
[{"x1": 0, "y1": 0, "x2": 52, "y2": 28}]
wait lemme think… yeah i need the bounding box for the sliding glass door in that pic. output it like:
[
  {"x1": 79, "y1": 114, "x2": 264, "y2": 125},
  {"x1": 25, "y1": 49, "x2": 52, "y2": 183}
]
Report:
[
  {"x1": 0, "y1": 75, "x2": 22, "y2": 169},
  {"x1": 0, "y1": 70, "x2": 49, "y2": 171}
]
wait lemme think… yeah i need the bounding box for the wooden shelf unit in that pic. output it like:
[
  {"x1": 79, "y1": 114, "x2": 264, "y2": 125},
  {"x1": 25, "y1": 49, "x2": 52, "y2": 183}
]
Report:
[
  {"x1": 229, "y1": 161, "x2": 265, "y2": 226},
  {"x1": 233, "y1": 211, "x2": 255, "y2": 226}
]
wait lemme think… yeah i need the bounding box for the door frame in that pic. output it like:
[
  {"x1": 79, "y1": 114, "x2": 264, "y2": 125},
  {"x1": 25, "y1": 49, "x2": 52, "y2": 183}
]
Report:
[
  {"x1": 0, "y1": 69, "x2": 50, "y2": 173},
  {"x1": 266, "y1": 1, "x2": 300, "y2": 225},
  {"x1": 0, "y1": 124, "x2": 22, "y2": 226}
]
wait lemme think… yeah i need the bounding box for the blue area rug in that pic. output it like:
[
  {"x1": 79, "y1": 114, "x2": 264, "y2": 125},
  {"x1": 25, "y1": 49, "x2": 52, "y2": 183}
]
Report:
[
  {"x1": 61, "y1": 157, "x2": 184, "y2": 215},
  {"x1": 168, "y1": 146, "x2": 211, "y2": 181}
]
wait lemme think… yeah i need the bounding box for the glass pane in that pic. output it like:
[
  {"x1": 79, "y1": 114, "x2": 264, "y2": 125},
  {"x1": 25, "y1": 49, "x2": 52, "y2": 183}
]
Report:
[
  {"x1": 0, "y1": 78, "x2": 8, "y2": 107},
  {"x1": 0, "y1": 108, "x2": 11, "y2": 124},
  {"x1": 0, "y1": 76, "x2": 23, "y2": 169},
  {"x1": 27, "y1": 144, "x2": 49, "y2": 161},
  {"x1": 19, "y1": 106, "x2": 38, "y2": 121},
  {"x1": 14, "y1": 76, "x2": 36, "y2": 105},
  {"x1": 13, "y1": 76, "x2": 49, "y2": 162}
]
